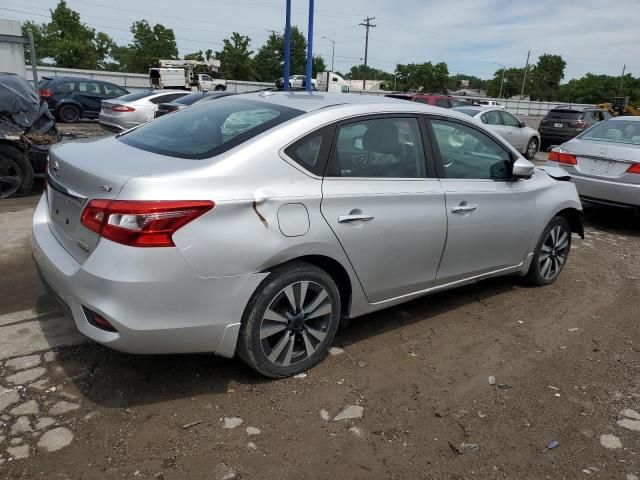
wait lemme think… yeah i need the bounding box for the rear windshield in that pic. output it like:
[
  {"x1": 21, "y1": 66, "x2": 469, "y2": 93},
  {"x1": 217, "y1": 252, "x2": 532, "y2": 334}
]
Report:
[
  {"x1": 455, "y1": 108, "x2": 481, "y2": 117},
  {"x1": 546, "y1": 109, "x2": 583, "y2": 120},
  {"x1": 172, "y1": 92, "x2": 210, "y2": 106},
  {"x1": 580, "y1": 120, "x2": 640, "y2": 145},
  {"x1": 117, "y1": 91, "x2": 156, "y2": 102},
  {"x1": 118, "y1": 98, "x2": 303, "y2": 159}
]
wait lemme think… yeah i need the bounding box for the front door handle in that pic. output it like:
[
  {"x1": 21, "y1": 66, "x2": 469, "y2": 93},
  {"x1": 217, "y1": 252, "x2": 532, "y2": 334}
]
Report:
[
  {"x1": 451, "y1": 203, "x2": 478, "y2": 214},
  {"x1": 338, "y1": 214, "x2": 374, "y2": 223}
]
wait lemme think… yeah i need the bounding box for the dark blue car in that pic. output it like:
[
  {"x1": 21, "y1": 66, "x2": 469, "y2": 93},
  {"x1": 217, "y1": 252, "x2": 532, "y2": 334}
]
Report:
[{"x1": 38, "y1": 77, "x2": 129, "y2": 123}]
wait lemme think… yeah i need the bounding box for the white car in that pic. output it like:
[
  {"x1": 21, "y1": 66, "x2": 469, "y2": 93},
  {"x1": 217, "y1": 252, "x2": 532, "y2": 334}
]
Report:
[
  {"x1": 453, "y1": 107, "x2": 541, "y2": 159},
  {"x1": 477, "y1": 100, "x2": 505, "y2": 110}
]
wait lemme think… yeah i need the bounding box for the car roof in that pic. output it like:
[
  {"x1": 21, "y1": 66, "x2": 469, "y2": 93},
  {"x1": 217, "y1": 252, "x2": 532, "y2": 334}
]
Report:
[
  {"x1": 237, "y1": 91, "x2": 404, "y2": 113},
  {"x1": 43, "y1": 76, "x2": 121, "y2": 86},
  {"x1": 609, "y1": 115, "x2": 640, "y2": 122}
]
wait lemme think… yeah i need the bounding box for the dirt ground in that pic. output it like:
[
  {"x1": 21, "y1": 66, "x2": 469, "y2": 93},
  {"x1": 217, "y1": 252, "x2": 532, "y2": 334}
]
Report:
[{"x1": 1, "y1": 122, "x2": 640, "y2": 480}]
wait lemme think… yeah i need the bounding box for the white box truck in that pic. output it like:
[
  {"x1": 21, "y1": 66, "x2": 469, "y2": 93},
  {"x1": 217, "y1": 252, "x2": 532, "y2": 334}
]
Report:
[
  {"x1": 316, "y1": 72, "x2": 349, "y2": 93},
  {"x1": 149, "y1": 59, "x2": 226, "y2": 91}
]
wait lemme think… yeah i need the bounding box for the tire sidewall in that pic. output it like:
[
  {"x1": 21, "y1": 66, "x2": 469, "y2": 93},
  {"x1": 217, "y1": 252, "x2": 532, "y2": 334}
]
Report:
[
  {"x1": 528, "y1": 216, "x2": 572, "y2": 285},
  {"x1": 238, "y1": 262, "x2": 341, "y2": 378},
  {"x1": 525, "y1": 137, "x2": 539, "y2": 159}
]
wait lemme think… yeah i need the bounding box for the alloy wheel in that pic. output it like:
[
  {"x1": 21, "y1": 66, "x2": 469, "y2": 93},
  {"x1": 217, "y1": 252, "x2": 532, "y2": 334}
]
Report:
[
  {"x1": 527, "y1": 138, "x2": 538, "y2": 159},
  {"x1": 0, "y1": 156, "x2": 23, "y2": 199},
  {"x1": 539, "y1": 225, "x2": 569, "y2": 281},
  {"x1": 259, "y1": 281, "x2": 333, "y2": 367}
]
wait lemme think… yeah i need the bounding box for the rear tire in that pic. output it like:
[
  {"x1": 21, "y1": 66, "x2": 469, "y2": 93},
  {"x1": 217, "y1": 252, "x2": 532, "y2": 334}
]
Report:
[
  {"x1": 214, "y1": 85, "x2": 226, "y2": 91},
  {"x1": 0, "y1": 144, "x2": 33, "y2": 198},
  {"x1": 57, "y1": 104, "x2": 81, "y2": 123},
  {"x1": 524, "y1": 137, "x2": 539, "y2": 160},
  {"x1": 237, "y1": 261, "x2": 341, "y2": 378},
  {"x1": 526, "y1": 216, "x2": 572, "y2": 286}
]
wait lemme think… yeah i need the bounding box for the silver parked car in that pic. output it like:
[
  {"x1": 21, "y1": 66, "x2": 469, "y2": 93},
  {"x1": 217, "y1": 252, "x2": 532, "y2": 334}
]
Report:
[
  {"x1": 547, "y1": 116, "x2": 640, "y2": 209},
  {"x1": 453, "y1": 107, "x2": 541, "y2": 160},
  {"x1": 99, "y1": 90, "x2": 189, "y2": 131},
  {"x1": 33, "y1": 92, "x2": 583, "y2": 378}
]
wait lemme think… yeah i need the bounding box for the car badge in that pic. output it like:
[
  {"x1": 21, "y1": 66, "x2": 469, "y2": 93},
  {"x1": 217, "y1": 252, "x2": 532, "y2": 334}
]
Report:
[
  {"x1": 52, "y1": 160, "x2": 60, "y2": 176},
  {"x1": 99, "y1": 185, "x2": 113, "y2": 192}
]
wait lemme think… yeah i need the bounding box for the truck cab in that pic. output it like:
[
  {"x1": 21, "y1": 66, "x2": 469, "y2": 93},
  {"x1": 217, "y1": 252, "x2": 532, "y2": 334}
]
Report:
[{"x1": 316, "y1": 72, "x2": 349, "y2": 93}]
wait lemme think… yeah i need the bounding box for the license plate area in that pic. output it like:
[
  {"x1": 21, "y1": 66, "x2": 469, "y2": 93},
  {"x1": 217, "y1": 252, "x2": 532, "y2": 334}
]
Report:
[
  {"x1": 49, "y1": 189, "x2": 83, "y2": 238},
  {"x1": 578, "y1": 157, "x2": 613, "y2": 176},
  {"x1": 554, "y1": 122, "x2": 563, "y2": 128}
]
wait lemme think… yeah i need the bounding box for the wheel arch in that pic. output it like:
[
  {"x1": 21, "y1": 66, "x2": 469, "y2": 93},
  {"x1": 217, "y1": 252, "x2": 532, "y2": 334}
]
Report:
[
  {"x1": 54, "y1": 100, "x2": 83, "y2": 116},
  {"x1": 554, "y1": 207, "x2": 584, "y2": 239}
]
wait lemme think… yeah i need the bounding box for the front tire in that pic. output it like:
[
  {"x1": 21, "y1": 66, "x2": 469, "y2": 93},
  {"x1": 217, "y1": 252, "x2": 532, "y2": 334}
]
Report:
[
  {"x1": 526, "y1": 216, "x2": 572, "y2": 286},
  {"x1": 525, "y1": 137, "x2": 539, "y2": 160},
  {"x1": 237, "y1": 262, "x2": 341, "y2": 378}
]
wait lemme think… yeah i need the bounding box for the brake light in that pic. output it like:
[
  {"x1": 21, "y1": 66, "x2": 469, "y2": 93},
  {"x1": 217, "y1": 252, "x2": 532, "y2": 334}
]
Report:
[
  {"x1": 111, "y1": 104, "x2": 135, "y2": 112},
  {"x1": 627, "y1": 163, "x2": 640, "y2": 174},
  {"x1": 81, "y1": 200, "x2": 214, "y2": 247},
  {"x1": 569, "y1": 120, "x2": 587, "y2": 129},
  {"x1": 548, "y1": 148, "x2": 577, "y2": 165},
  {"x1": 39, "y1": 89, "x2": 52, "y2": 98}
]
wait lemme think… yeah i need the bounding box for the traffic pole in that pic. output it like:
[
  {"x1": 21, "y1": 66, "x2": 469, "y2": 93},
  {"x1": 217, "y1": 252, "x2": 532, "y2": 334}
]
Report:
[
  {"x1": 283, "y1": 0, "x2": 291, "y2": 92},
  {"x1": 305, "y1": 0, "x2": 314, "y2": 92}
]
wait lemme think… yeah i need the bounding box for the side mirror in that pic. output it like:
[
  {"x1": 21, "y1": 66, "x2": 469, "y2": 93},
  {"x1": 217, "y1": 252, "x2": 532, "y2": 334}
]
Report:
[
  {"x1": 519, "y1": 120, "x2": 526, "y2": 128},
  {"x1": 512, "y1": 157, "x2": 534, "y2": 178}
]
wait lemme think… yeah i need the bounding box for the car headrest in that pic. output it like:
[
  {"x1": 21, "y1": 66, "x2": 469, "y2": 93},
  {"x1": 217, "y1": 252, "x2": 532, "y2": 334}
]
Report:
[
  {"x1": 362, "y1": 122, "x2": 401, "y2": 155},
  {"x1": 604, "y1": 128, "x2": 622, "y2": 140}
]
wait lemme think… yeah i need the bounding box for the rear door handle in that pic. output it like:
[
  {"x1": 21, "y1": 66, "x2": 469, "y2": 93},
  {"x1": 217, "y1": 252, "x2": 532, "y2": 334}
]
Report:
[
  {"x1": 451, "y1": 204, "x2": 478, "y2": 214},
  {"x1": 338, "y1": 214, "x2": 375, "y2": 223}
]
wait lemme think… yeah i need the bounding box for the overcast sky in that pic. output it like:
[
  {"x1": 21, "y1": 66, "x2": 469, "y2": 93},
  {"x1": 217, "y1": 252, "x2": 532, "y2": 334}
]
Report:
[{"x1": 2, "y1": 0, "x2": 638, "y2": 80}]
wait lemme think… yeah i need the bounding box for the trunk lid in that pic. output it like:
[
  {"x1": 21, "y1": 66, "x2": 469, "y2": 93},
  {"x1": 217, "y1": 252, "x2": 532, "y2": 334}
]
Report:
[
  {"x1": 564, "y1": 138, "x2": 640, "y2": 179},
  {"x1": 46, "y1": 136, "x2": 203, "y2": 263}
]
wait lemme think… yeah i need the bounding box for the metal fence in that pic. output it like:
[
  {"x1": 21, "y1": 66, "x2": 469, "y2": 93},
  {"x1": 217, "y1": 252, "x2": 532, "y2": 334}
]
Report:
[{"x1": 24, "y1": 66, "x2": 595, "y2": 116}]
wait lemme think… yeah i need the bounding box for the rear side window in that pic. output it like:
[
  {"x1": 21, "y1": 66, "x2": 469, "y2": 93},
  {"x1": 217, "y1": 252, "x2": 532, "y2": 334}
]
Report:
[
  {"x1": 435, "y1": 99, "x2": 449, "y2": 108},
  {"x1": 482, "y1": 110, "x2": 502, "y2": 125},
  {"x1": 102, "y1": 83, "x2": 127, "y2": 96},
  {"x1": 119, "y1": 98, "x2": 302, "y2": 159},
  {"x1": 284, "y1": 126, "x2": 334, "y2": 176},
  {"x1": 150, "y1": 93, "x2": 187, "y2": 104},
  {"x1": 118, "y1": 91, "x2": 156, "y2": 102},
  {"x1": 53, "y1": 81, "x2": 75, "y2": 93},
  {"x1": 77, "y1": 82, "x2": 100, "y2": 94}
]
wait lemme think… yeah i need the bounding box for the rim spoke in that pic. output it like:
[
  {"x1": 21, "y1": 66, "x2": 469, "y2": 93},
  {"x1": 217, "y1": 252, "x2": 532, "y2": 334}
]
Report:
[
  {"x1": 283, "y1": 285, "x2": 297, "y2": 313},
  {"x1": 268, "y1": 331, "x2": 291, "y2": 363},
  {"x1": 541, "y1": 245, "x2": 552, "y2": 253},
  {"x1": 557, "y1": 254, "x2": 566, "y2": 266},
  {"x1": 298, "y1": 281, "x2": 309, "y2": 312},
  {"x1": 282, "y1": 334, "x2": 295, "y2": 366},
  {"x1": 302, "y1": 330, "x2": 316, "y2": 357},
  {"x1": 304, "y1": 290, "x2": 328, "y2": 316},
  {"x1": 260, "y1": 322, "x2": 287, "y2": 340},
  {"x1": 305, "y1": 326, "x2": 327, "y2": 343},
  {"x1": 305, "y1": 302, "x2": 332, "y2": 320},
  {"x1": 539, "y1": 252, "x2": 551, "y2": 262},
  {"x1": 263, "y1": 308, "x2": 289, "y2": 323},
  {"x1": 541, "y1": 258, "x2": 552, "y2": 277}
]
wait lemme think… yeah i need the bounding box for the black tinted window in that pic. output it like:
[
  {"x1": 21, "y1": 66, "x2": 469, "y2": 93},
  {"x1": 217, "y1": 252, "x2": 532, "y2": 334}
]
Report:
[
  {"x1": 500, "y1": 111, "x2": 520, "y2": 127},
  {"x1": 53, "y1": 81, "x2": 75, "y2": 93},
  {"x1": 435, "y1": 99, "x2": 449, "y2": 108},
  {"x1": 546, "y1": 109, "x2": 583, "y2": 120},
  {"x1": 328, "y1": 117, "x2": 426, "y2": 178},
  {"x1": 284, "y1": 126, "x2": 334, "y2": 176},
  {"x1": 150, "y1": 93, "x2": 187, "y2": 104},
  {"x1": 431, "y1": 119, "x2": 511, "y2": 180},
  {"x1": 119, "y1": 98, "x2": 302, "y2": 159}
]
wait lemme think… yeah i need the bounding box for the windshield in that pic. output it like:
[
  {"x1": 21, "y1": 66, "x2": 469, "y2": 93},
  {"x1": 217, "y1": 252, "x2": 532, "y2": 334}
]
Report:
[
  {"x1": 118, "y1": 91, "x2": 156, "y2": 102},
  {"x1": 118, "y1": 98, "x2": 303, "y2": 159},
  {"x1": 580, "y1": 120, "x2": 640, "y2": 145}
]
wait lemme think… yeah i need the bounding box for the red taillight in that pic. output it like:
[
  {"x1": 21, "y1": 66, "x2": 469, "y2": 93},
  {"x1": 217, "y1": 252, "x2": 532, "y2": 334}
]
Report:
[
  {"x1": 39, "y1": 89, "x2": 52, "y2": 98},
  {"x1": 627, "y1": 163, "x2": 640, "y2": 174},
  {"x1": 548, "y1": 148, "x2": 577, "y2": 165},
  {"x1": 80, "y1": 200, "x2": 214, "y2": 247},
  {"x1": 569, "y1": 120, "x2": 587, "y2": 129},
  {"x1": 111, "y1": 104, "x2": 135, "y2": 112}
]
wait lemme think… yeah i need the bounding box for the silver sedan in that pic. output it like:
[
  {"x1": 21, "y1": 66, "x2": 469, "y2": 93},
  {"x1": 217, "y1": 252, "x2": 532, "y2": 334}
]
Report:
[
  {"x1": 99, "y1": 90, "x2": 189, "y2": 131},
  {"x1": 452, "y1": 107, "x2": 541, "y2": 159},
  {"x1": 547, "y1": 117, "x2": 640, "y2": 210},
  {"x1": 33, "y1": 92, "x2": 583, "y2": 377}
]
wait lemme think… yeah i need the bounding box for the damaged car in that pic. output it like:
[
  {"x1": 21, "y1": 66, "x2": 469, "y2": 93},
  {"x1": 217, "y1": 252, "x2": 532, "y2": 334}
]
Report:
[{"x1": 0, "y1": 73, "x2": 60, "y2": 199}]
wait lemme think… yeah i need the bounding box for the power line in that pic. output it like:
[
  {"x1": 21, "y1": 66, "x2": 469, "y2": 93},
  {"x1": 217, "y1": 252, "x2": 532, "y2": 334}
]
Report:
[{"x1": 359, "y1": 16, "x2": 376, "y2": 90}]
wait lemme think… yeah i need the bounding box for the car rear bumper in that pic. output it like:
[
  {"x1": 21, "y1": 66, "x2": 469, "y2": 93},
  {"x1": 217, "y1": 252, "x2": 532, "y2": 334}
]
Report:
[
  {"x1": 569, "y1": 174, "x2": 640, "y2": 208},
  {"x1": 32, "y1": 194, "x2": 267, "y2": 357},
  {"x1": 539, "y1": 131, "x2": 578, "y2": 145}
]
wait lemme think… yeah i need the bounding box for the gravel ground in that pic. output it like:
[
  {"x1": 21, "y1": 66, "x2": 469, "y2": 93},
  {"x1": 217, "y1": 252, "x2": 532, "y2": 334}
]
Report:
[{"x1": 1, "y1": 120, "x2": 639, "y2": 479}]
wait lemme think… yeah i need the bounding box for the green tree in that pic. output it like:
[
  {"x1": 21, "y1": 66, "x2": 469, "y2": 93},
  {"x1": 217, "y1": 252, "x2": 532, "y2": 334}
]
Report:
[
  {"x1": 252, "y1": 27, "x2": 318, "y2": 82},
  {"x1": 530, "y1": 54, "x2": 566, "y2": 100},
  {"x1": 216, "y1": 32, "x2": 255, "y2": 80},
  {"x1": 486, "y1": 67, "x2": 531, "y2": 98},
  {"x1": 395, "y1": 62, "x2": 450, "y2": 92},
  {"x1": 22, "y1": 1, "x2": 115, "y2": 69},
  {"x1": 447, "y1": 74, "x2": 486, "y2": 92},
  {"x1": 21, "y1": 20, "x2": 47, "y2": 65},
  {"x1": 432, "y1": 62, "x2": 449, "y2": 93},
  {"x1": 557, "y1": 73, "x2": 640, "y2": 104},
  {"x1": 112, "y1": 20, "x2": 178, "y2": 73}
]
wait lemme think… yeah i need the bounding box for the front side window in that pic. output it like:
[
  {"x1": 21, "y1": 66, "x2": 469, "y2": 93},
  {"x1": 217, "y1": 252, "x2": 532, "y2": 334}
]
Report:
[
  {"x1": 328, "y1": 117, "x2": 426, "y2": 178},
  {"x1": 119, "y1": 98, "x2": 302, "y2": 159},
  {"x1": 500, "y1": 111, "x2": 521, "y2": 127},
  {"x1": 102, "y1": 83, "x2": 125, "y2": 96},
  {"x1": 430, "y1": 119, "x2": 511, "y2": 180}
]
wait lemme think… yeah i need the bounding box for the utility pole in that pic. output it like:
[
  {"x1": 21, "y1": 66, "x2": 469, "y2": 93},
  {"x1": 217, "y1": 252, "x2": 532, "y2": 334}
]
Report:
[
  {"x1": 359, "y1": 16, "x2": 376, "y2": 91},
  {"x1": 520, "y1": 49, "x2": 530, "y2": 100},
  {"x1": 322, "y1": 36, "x2": 335, "y2": 72},
  {"x1": 618, "y1": 64, "x2": 626, "y2": 96}
]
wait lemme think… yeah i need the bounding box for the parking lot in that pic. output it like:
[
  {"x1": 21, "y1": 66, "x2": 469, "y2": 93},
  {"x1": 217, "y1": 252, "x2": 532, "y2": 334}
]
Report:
[{"x1": 0, "y1": 119, "x2": 638, "y2": 479}]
